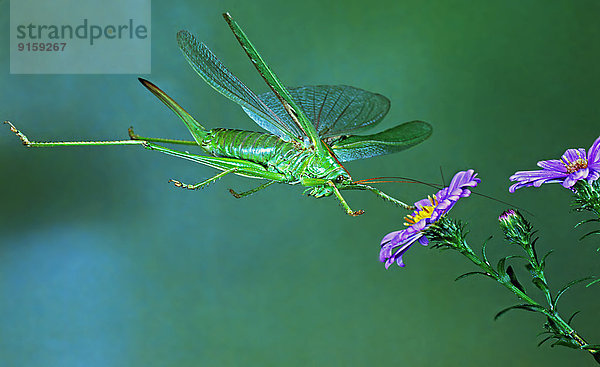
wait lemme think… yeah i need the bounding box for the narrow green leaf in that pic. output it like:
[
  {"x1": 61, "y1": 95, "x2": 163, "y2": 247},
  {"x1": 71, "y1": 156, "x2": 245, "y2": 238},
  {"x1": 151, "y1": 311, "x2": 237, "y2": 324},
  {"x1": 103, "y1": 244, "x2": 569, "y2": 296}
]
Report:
[
  {"x1": 574, "y1": 218, "x2": 600, "y2": 228},
  {"x1": 506, "y1": 265, "x2": 526, "y2": 293},
  {"x1": 531, "y1": 277, "x2": 548, "y2": 293},
  {"x1": 553, "y1": 277, "x2": 594, "y2": 309},
  {"x1": 454, "y1": 271, "x2": 492, "y2": 282},
  {"x1": 537, "y1": 335, "x2": 554, "y2": 347},
  {"x1": 494, "y1": 304, "x2": 546, "y2": 320},
  {"x1": 530, "y1": 237, "x2": 540, "y2": 262},
  {"x1": 525, "y1": 263, "x2": 534, "y2": 272},
  {"x1": 497, "y1": 257, "x2": 507, "y2": 277},
  {"x1": 540, "y1": 250, "x2": 553, "y2": 270},
  {"x1": 579, "y1": 229, "x2": 600, "y2": 241},
  {"x1": 481, "y1": 237, "x2": 491, "y2": 265},
  {"x1": 567, "y1": 311, "x2": 581, "y2": 325},
  {"x1": 551, "y1": 339, "x2": 581, "y2": 349},
  {"x1": 586, "y1": 278, "x2": 600, "y2": 288},
  {"x1": 496, "y1": 255, "x2": 522, "y2": 278}
]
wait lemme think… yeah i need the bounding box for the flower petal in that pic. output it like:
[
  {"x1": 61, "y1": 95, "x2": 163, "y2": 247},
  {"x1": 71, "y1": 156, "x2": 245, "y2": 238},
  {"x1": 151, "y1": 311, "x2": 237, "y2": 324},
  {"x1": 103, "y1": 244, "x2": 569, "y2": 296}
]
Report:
[
  {"x1": 587, "y1": 170, "x2": 600, "y2": 182},
  {"x1": 379, "y1": 170, "x2": 478, "y2": 269},
  {"x1": 381, "y1": 230, "x2": 401, "y2": 246},
  {"x1": 537, "y1": 159, "x2": 567, "y2": 172},
  {"x1": 380, "y1": 233, "x2": 423, "y2": 268},
  {"x1": 587, "y1": 136, "x2": 600, "y2": 165},
  {"x1": 562, "y1": 148, "x2": 586, "y2": 163}
]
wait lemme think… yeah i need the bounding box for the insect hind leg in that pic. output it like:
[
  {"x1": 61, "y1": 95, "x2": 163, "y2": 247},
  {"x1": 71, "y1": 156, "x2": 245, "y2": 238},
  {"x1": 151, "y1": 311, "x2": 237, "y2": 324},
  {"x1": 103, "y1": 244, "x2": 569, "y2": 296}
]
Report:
[{"x1": 170, "y1": 168, "x2": 237, "y2": 190}]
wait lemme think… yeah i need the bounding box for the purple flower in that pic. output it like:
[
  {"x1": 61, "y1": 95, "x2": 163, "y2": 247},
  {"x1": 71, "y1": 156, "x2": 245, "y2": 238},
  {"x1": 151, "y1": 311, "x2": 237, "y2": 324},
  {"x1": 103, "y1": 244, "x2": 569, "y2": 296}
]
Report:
[
  {"x1": 509, "y1": 136, "x2": 600, "y2": 192},
  {"x1": 498, "y1": 209, "x2": 519, "y2": 226},
  {"x1": 380, "y1": 170, "x2": 480, "y2": 269}
]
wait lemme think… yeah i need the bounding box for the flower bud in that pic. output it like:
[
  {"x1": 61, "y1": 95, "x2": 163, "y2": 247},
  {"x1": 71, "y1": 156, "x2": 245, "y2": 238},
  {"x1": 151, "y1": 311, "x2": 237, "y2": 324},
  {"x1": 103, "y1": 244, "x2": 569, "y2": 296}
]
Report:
[{"x1": 498, "y1": 209, "x2": 533, "y2": 246}]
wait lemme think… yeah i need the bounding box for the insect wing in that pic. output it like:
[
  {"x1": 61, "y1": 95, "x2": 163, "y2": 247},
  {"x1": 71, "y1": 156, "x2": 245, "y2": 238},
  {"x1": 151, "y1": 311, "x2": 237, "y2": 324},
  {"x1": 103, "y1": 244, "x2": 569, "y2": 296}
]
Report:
[
  {"x1": 222, "y1": 13, "x2": 321, "y2": 148},
  {"x1": 330, "y1": 120, "x2": 432, "y2": 162},
  {"x1": 249, "y1": 85, "x2": 391, "y2": 139},
  {"x1": 176, "y1": 30, "x2": 301, "y2": 143}
]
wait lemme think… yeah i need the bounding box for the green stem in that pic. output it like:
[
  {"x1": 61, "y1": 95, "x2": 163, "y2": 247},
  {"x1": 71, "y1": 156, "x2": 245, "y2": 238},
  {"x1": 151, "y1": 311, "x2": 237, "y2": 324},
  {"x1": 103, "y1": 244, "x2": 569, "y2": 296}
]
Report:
[
  {"x1": 457, "y1": 239, "x2": 599, "y2": 364},
  {"x1": 523, "y1": 245, "x2": 554, "y2": 308},
  {"x1": 460, "y1": 242, "x2": 538, "y2": 305}
]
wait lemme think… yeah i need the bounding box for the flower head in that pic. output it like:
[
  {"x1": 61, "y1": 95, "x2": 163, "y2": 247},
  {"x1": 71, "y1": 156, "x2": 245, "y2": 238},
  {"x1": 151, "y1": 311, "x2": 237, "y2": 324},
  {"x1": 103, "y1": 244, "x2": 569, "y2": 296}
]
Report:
[
  {"x1": 509, "y1": 136, "x2": 600, "y2": 192},
  {"x1": 498, "y1": 209, "x2": 519, "y2": 227},
  {"x1": 498, "y1": 209, "x2": 533, "y2": 246},
  {"x1": 380, "y1": 170, "x2": 480, "y2": 268}
]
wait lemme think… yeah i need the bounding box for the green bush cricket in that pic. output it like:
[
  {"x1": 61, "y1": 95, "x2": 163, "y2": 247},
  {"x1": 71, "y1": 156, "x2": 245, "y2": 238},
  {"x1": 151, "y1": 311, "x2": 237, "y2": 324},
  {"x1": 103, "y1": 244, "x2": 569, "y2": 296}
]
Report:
[{"x1": 5, "y1": 13, "x2": 432, "y2": 216}]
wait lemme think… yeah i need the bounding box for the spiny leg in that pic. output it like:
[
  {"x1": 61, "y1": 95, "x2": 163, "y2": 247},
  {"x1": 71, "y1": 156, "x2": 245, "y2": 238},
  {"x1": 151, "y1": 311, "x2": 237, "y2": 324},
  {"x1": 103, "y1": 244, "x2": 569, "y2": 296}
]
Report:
[
  {"x1": 363, "y1": 185, "x2": 414, "y2": 210},
  {"x1": 328, "y1": 181, "x2": 364, "y2": 216},
  {"x1": 128, "y1": 126, "x2": 198, "y2": 146},
  {"x1": 229, "y1": 180, "x2": 276, "y2": 198},
  {"x1": 5, "y1": 121, "x2": 30, "y2": 145},
  {"x1": 4, "y1": 121, "x2": 145, "y2": 148},
  {"x1": 342, "y1": 183, "x2": 414, "y2": 210},
  {"x1": 170, "y1": 168, "x2": 237, "y2": 190}
]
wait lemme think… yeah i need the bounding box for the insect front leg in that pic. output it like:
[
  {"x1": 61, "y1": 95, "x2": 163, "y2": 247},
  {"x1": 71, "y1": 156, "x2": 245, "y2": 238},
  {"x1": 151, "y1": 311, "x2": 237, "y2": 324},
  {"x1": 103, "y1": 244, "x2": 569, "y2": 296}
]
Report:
[
  {"x1": 340, "y1": 183, "x2": 414, "y2": 210},
  {"x1": 366, "y1": 186, "x2": 413, "y2": 210},
  {"x1": 300, "y1": 178, "x2": 364, "y2": 216},
  {"x1": 327, "y1": 181, "x2": 365, "y2": 217}
]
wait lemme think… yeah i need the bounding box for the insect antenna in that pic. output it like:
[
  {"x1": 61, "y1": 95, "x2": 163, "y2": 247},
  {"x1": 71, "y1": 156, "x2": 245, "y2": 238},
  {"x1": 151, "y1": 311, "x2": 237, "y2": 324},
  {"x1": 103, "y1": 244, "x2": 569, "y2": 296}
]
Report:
[
  {"x1": 354, "y1": 176, "x2": 442, "y2": 190},
  {"x1": 322, "y1": 139, "x2": 352, "y2": 179},
  {"x1": 355, "y1": 175, "x2": 534, "y2": 216},
  {"x1": 439, "y1": 166, "x2": 446, "y2": 187}
]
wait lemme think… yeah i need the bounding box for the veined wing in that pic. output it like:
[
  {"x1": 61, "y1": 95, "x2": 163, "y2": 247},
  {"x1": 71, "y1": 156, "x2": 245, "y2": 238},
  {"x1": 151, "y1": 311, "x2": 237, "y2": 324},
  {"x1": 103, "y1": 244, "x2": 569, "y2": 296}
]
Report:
[
  {"x1": 245, "y1": 85, "x2": 431, "y2": 162},
  {"x1": 248, "y1": 85, "x2": 391, "y2": 139},
  {"x1": 330, "y1": 120, "x2": 432, "y2": 162},
  {"x1": 222, "y1": 13, "x2": 321, "y2": 149},
  {"x1": 176, "y1": 30, "x2": 303, "y2": 142}
]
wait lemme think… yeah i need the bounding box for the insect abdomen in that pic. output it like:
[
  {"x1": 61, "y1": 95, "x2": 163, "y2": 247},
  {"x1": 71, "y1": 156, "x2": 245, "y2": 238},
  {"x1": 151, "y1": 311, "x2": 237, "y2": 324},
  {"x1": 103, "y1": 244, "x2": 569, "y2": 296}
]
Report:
[{"x1": 202, "y1": 128, "x2": 298, "y2": 168}]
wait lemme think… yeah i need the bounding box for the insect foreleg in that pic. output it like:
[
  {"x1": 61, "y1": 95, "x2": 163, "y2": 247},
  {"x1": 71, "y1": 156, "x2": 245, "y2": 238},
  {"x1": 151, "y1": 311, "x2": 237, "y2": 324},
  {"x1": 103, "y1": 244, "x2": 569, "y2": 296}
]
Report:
[
  {"x1": 342, "y1": 183, "x2": 413, "y2": 210},
  {"x1": 328, "y1": 181, "x2": 365, "y2": 217},
  {"x1": 229, "y1": 180, "x2": 276, "y2": 198},
  {"x1": 170, "y1": 167, "x2": 237, "y2": 190}
]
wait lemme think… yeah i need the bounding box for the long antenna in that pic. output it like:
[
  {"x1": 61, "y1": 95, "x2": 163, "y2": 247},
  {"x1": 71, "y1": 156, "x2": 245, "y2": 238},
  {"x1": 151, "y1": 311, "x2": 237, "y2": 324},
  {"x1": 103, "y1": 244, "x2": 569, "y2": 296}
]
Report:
[{"x1": 354, "y1": 175, "x2": 534, "y2": 216}]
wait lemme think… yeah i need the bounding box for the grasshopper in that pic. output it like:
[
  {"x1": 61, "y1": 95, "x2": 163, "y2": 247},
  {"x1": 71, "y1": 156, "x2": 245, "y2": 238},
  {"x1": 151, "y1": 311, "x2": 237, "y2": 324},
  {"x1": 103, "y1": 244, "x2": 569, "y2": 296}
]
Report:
[{"x1": 6, "y1": 13, "x2": 432, "y2": 216}]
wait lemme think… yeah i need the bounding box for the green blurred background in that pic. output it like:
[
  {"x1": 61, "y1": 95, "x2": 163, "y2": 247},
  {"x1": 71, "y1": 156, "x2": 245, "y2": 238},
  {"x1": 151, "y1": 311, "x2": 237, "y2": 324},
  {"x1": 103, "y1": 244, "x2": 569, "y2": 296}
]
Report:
[{"x1": 2, "y1": 0, "x2": 599, "y2": 366}]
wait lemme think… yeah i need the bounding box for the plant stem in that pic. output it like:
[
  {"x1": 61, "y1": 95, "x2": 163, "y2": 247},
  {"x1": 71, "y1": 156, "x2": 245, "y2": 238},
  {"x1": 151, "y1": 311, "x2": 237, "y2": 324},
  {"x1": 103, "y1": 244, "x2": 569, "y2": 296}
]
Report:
[{"x1": 457, "y1": 238, "x2": 600, "y2": 364}]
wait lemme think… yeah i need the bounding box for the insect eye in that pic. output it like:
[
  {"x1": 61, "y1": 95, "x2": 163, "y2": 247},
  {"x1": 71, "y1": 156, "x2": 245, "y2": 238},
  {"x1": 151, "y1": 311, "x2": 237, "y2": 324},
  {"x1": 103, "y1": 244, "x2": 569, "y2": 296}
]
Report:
[{"x1": 335, "y1": 175, "x2": 345, "y2": 183}]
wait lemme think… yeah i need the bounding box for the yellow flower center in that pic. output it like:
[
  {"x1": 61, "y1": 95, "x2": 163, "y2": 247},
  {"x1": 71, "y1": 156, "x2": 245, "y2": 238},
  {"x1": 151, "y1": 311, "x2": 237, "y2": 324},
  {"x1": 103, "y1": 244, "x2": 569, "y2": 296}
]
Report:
[
  {"x1": 404, "y1": 195, "x2": 438, "y2": 226},
  {"x1": 562, "y1": 156, "x2": 588, "y2": 174}
]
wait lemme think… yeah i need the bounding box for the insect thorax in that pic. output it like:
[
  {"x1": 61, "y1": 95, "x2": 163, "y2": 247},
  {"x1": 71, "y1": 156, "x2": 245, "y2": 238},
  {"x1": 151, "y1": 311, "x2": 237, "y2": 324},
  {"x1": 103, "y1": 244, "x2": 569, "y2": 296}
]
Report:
[{"x1": 201, "y1": 128, "x2": 347, "y2": 183}]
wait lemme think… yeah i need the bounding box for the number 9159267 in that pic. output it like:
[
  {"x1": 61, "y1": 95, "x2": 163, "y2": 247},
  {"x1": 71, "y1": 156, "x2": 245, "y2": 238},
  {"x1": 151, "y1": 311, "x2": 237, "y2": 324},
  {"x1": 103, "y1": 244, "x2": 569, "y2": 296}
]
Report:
[{"x1": 17, "y1": 42, "x2": 66, "y2": 51}]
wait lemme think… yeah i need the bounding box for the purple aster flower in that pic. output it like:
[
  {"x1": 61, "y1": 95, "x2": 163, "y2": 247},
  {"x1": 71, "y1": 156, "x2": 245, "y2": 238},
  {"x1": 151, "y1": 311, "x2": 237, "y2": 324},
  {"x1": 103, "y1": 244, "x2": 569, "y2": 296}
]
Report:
[
  {"x1": 380, "y1": 169, "x2": 480, "y2": 269},
  {"x1": 509, "y1": 136, "x2": 600, "y2": 192}
]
